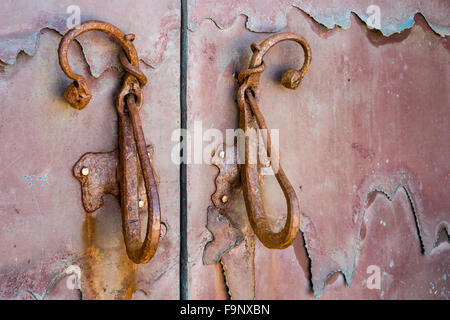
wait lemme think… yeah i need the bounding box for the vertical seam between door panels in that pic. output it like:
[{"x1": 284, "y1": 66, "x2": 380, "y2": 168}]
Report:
[{"x1": 180, "y1": 0, "x2": 188, "y2": 300}]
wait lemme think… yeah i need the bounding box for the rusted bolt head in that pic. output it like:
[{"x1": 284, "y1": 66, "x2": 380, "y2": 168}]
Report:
[
  {"x1": 281, "y1": 69, "x2": 302, "y2": 90},
  {"x1": 64, "y1": 79, "x2": 92, "y2": 110},
  {"x1": 138, "y1": 200, "x2": 145, "y2": 208},
  {"x1": 221, "y1": 195, "x2": 228, "y2": 203},
  {"x1": 81, "y1": 167, "x2": 89, "y2": 176}
]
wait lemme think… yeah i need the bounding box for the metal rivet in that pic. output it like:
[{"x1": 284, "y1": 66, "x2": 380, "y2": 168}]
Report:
[
  {"x1": 219, "y1": 150, "x2": 225, "y2": 159},
  {"x1": 221, "y1": 195, "x2": 228, "y2": 203},
  {"x1": 138, "y1": 200, "x2": 145, "y2": 208},
  {"x1": 81, "y1": 167, "x2": 89, "y2": 176}
]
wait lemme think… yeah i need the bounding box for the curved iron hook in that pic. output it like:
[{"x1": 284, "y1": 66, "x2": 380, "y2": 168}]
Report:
[
  {"x1": 58, "y1": 21, "x2": 160, "y2": 264},
  {"x1": 237, "y1": 33, "x2": 311, "y2": 249},
  {"x1": 58, "y1": 20, "x2": 147, "y2": 110}
]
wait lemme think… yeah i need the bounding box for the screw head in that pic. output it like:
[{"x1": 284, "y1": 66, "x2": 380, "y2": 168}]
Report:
[
  {"x1": 221, "y1": 195, "x2": 228, "y2": 203},
  {"x1": 81, "y1": 167, "x2": 89, "y2": 176},
  {"x1": 138, "y1": 200, "x2": 145, "y2": 208}
]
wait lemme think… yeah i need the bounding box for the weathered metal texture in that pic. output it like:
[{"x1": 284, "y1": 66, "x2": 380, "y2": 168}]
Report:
[
  {"x1": 187, "y1": 6, "x2": 449, "y2": 299},
  {"x1": 210, "y1": 144, "x2": 241, "y2": 211},
  {"x1": 73, "y1": 146, "x2": 154, "y2": 214},
  {"x1": 188, "y1": 0, "x2": 450, "y2": 36},
  {"x1": 74, "y1": 149, "x2": 122, "y2": 212},
  {"x1": 203, "y1": 206, "x2": 243, "y2": 265},
  {"x1": 0, "y1": 1, "x2": 180, "y2": 299},
  {"x1": 203, "y1": 144, "x2": 256, "y2": 299},
  {"x1": 237, "y1": 33, "x2": 312, "y2": 249},
  {"x1": 58, "y1": 20, "x2": 161, "y2": 265},
  {"x1": 0, "y1": 0, "x2": 179, "y2": 71}
]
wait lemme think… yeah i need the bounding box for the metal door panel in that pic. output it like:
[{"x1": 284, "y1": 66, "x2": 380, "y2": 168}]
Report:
[
  {"x1": 0, "y1": 0, "x2": 180, "y2": 300},
  {"x1": 187, "y1": 4, "x2": 449, "y2": 299}
]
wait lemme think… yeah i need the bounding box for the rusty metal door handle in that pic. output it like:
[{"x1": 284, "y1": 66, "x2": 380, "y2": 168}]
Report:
[
  {"x1": 58, "y1": 21, "x2": 161, "y2": 264},
  {"x1": 236, "y1": 33, "x2": 312, "y2": 249}
]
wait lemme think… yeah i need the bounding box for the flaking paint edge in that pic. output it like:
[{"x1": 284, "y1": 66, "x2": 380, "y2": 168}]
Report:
[{"x1": 188, "y1": 5, "x2": 449, "y2": 37}]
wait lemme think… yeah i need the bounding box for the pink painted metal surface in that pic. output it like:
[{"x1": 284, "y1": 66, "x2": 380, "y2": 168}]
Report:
[
  {"x1": 0, "y1": 0, "x2": 449, "y2": 300},
  {"x1": 0, "y1": 1, "x2": 180, "y2": 299},
  {"x1": 187, "y1": 5, "x2": 449, "y2": 299},
  {"x1": 188, "y1": 0, "x2": 450, "y2": 36}
]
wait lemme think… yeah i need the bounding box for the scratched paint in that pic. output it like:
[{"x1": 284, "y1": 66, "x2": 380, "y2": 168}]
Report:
[{"x1": 24, "y1": 175, "x2": 51, "y2": 188}]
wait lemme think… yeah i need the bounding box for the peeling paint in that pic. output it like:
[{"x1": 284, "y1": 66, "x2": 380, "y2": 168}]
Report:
[
  {"x1": 309, "y1": 182, "x2": 448, "y2": 297},
  {"x1": 0, "y1": 0, "x2": 180, "y2": 77},
  {"x1": 187, "y1": 7, "x2": 449, "y2": 299}
]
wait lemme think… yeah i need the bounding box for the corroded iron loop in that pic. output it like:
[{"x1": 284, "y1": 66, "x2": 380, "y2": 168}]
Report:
[
  {"x1": 58, "y1": 20, "x2": 147, "y2": 110},
  {"x1": 119, "y1": 50, "x2": 147, "y2": 87},
  {"x1": 237, "y1": 62, "x2": 265, "y2": 85},
  {"x1": 237, "y1": 33, "x2": 312, "y2": 249},
  {"x1": 58, "y1": 21, "x2": 160, "y2": 264},
  {"x1": 248, "y1": 32, "x2": 311, "y2": 90},
  {"x1": 120, "y1": 94, "x2": 161, "y2": 264},
  {"x1": 117, "y1": 74, "x2": 144, "y2": 114}
]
